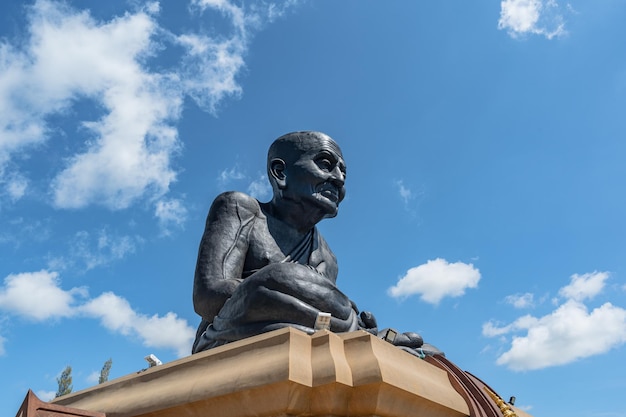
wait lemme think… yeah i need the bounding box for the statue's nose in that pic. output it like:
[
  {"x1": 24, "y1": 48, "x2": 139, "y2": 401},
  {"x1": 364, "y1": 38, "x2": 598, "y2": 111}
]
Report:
[{"x1": 329, "y1": 166, "x2": 345, "y2": 186}]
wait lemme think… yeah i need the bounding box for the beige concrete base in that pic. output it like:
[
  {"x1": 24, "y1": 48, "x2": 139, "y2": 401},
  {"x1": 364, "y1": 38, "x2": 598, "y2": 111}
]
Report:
[{"x1": 52, "y1": 328, "x2": 472, "y2": 417}]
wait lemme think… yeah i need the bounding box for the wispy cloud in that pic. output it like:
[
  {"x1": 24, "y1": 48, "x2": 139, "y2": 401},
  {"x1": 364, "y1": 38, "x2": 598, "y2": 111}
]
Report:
[
  {"x1": 247, "y1": 173, "x2": 271, "y2": 201},
  {"x1": 395, "y1": 179, "x2": 414, "y2": 207},
  {"x1": 504, "y1": 292, "x2": 535, "y2": 309},
  {"x1": 154, "y1": 198, "x2": 188, "y2": 236},
  {"x1": 218, "y1": 165, "x2": 246, "y2": 187},
  {"x1": 0, "y1": 217, "x2": 52, "y2": 247},
  {"x1": 388, "y1": 258, "x2": 481, "y2": 304},
  {"x1": 0, "y1": 171, "x2": 28, "y2": 203},
  {"x1": 60, "y1": 230, "x2": 143, "y2": 272},
  {"x1": 218, "y1": 165, "x2": 272, "y2": 201},
  {"x1": 86, "y1": 371, "x2": 100, "y2": 385},
  {"x1": 0, "y1": 270, "x2": 193, "y2": 357},
  {"x1": 483, "y1": 271, "x2": 626, "y2": 371},
  {"x1": 498, "y1": 0, "x2": 567, "y2": 40}
]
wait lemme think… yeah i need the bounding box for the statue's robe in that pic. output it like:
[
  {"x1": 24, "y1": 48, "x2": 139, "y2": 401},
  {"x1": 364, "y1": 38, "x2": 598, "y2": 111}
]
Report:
[{"x1": 192, "y1": 192, "x2": 359, "y2": 353}]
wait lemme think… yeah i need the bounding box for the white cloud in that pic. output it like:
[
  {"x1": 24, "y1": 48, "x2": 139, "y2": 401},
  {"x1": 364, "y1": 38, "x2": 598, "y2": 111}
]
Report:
[
  {"x1": 81, "y1": 292, "x2": 194, "y2": 357},
  {"x1": 179, "y1": 0, "x2": 297, "y2": 112},
  {"x1": 44, "y1": 7, "x2": 182, "y2": 209},
  {"x1": 218, "y1": 165, "x2": 246, "y2": 186},
  {"x1": 0, "y1": 270, "x2": 194, "y2": 357},
  {"x1": 36, "y1": 390, "x2": 57, "y2": 402},
  {"x1": 247, "y1": 173, "x2": 271, "y2": 201},
  {"x1": 483, "y1": 314, "x2": 538, "y2": 337},
  {"x1": 0, "y1": 217, "x2": 52, "y2": 248},
  {"x1": 395, "y1": 179, "x2": 413, "y2": 206},
  {"x1": 86, "y1": 371, "x2": 100, "y2": 384},
  {"x1": 491, "y1": 300, "x2": 626, "y2": 371},
  {"x1": 0, "y1": 172, "x2": 28, "y2": 202},
  {"x1": 0, "y1": 270, "x2": 84, "y2": 320},
  {"x1": 1, "y1": 0, "x2": 295, "y2": 211},
  {"x1": 155, "y1": 198, "x2": 188, "y2": 235},
  {"x1": 217, "y1": 165, "x2": 273, "y2": 200},
  {"x1": 388, "y1": 258, "x2": 481, "y2": 304},
  {"x1": 484, "y1": 271, "x2": 626, "y2": 371},
  {"x1": 69, "y1": 230, "x2": 141, "y2": 271},
  {"x1": 0, "y1": 334, "x2": 5, "y2": 356},
  {"x1": 498, "y1": 0, "x2": 566, "y2": 39},
  {"x1": 558, "y1": 271, "x2": 609, "y2": 302},
  {"x1": 504, "y1": 292, "x2": 535, "y2": 309},
  {"x1": 0, "y1": 0, "x2": 180, "y2": 209},
  {"x1": 483, "y1": 321, "x2": 513, "y2": 338}
]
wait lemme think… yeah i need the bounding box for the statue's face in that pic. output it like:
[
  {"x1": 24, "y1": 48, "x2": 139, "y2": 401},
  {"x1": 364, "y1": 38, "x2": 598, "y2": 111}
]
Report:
[{"x1": 283, "y1": 136, "x2": 346, "y2": 218}]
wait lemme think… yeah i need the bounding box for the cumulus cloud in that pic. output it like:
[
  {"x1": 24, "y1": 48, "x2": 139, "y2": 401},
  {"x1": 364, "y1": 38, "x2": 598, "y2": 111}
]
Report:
[
  {"x1": 0, "y1": 0, "x2": 179, "y2": 209},
  {"x1": 558, "y1": 271, "x2": 609, "y2": 301},
  {"x1": 483, "y1": 271, "x2": 626, "y2": 371},
  {"x1": 504, "y1": 292, "x2": 535, "y2": 309},
  {"x1": 498, "y1": 0, "x2": 566, "y2": 39},
  {"x1": 0, "y1": 270, "x2": 194, "y2": 357},
  {"x1": 0, "y1": 270, "x2": 85, "y2": 320},
  {"x1": 81, "y1": 292, "x2": 194, "y2": 357},
  {"x1": 388, "y1": 258, "x2": 481, "y2": 304},
  {"x1": 0, "y1": 0, "x2": 294, "y2": 211}
]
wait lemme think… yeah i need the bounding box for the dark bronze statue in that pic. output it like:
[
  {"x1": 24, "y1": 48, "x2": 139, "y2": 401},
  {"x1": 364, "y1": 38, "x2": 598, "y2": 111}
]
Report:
[{"x1": 192, "y1": 131, "x2": 440, "y2": 357}]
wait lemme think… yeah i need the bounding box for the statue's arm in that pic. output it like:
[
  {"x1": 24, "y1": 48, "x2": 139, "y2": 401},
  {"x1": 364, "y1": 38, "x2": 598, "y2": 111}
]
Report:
[{"x1": 193, "y1": 192, "x2": 258, "y2": 321}]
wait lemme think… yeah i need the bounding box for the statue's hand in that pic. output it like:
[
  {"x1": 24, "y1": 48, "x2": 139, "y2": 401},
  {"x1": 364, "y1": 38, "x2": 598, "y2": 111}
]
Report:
[{"x1": 358, "y1": 311, "x2": 378, "y2": 334}]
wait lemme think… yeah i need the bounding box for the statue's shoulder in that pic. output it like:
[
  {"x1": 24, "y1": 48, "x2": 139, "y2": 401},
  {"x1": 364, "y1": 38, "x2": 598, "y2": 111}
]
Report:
[{"x1": 209, "y1": 191, "x2": 262, "y2": 218}]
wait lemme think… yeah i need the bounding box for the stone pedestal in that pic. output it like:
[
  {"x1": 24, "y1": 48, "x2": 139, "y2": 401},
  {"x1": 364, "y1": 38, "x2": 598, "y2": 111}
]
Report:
[{"x1": 48, "y1": 328, "x2": 530, "y2": 417}]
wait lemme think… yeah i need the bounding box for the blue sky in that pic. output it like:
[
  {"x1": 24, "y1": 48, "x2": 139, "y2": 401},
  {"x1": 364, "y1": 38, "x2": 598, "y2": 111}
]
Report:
[{"x1": 1, "y1": 1, "x2": 625, "y2": 416}]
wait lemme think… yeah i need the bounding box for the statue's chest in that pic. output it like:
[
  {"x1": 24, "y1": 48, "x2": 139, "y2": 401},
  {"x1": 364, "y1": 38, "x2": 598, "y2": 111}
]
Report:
[
  {"x1": 244, "y1": 221, "x2": 322, "y2": 270},
  {"x1": 245, "y1": 228, "x2": 286, "y2": 267}
]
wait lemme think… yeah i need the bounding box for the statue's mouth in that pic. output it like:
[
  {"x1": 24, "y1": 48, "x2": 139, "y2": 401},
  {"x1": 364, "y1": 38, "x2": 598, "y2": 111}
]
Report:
[{"x1": 318, "y1": 183, "x2": 339, "y2": 202}]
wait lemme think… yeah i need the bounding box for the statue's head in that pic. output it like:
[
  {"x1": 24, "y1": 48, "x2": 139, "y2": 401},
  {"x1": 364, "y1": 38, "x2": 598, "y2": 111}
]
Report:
[{"x1": 267, "y1": 131, "x2": 346, "y2": 218}]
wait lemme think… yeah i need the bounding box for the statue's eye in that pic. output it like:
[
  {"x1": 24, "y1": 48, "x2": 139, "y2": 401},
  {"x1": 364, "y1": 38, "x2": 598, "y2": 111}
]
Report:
[{"x1": 317, "y1": 158, "x2": 333, "y2": 171}]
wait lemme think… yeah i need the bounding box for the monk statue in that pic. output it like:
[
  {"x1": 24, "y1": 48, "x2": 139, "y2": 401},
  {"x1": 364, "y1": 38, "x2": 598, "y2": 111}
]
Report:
[{"x1": 192, "y1": 131, "x2": 440, "y2": 356}]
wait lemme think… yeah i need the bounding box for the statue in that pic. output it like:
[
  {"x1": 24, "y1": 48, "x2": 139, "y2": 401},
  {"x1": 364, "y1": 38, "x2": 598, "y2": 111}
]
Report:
[{"x1": 192, "y1": 131, "x2": 440, "y2": 356}]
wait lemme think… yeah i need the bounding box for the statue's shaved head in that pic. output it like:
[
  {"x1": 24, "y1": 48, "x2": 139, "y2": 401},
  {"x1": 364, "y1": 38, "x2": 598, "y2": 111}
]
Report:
[{"x1": 267, "y1": 131, "x2": 343, "y2": 167}]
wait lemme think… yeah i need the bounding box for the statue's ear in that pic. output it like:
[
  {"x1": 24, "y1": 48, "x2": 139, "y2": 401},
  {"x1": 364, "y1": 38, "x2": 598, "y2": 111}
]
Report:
[{"x1": 270, "y1": 158, "x2": 287, "y2": 189}]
